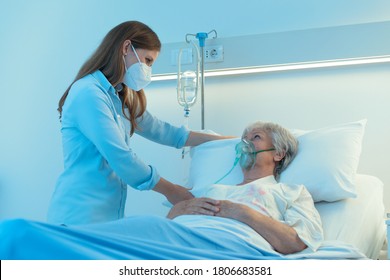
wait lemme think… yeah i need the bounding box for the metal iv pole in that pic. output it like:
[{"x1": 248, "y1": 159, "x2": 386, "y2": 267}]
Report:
[{"x1": 185, "y1": 30, "x2": 217, "y2": 130}]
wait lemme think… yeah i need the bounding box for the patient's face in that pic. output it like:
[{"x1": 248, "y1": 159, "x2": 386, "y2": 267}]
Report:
[
  {"x1": 243, "y1": 129, "x2": 273, "y2": 150},
  {"x1": 243, "y1": 129, "x2": 276, "y2": 166}
]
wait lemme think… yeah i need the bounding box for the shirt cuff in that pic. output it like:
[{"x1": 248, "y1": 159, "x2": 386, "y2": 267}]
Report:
[
  {"x1": 175, "y1": 126, "x2": 191, "y2": 148},
  {"x1": 135, "y1": 165, "x2": 161, "y2": 191}
]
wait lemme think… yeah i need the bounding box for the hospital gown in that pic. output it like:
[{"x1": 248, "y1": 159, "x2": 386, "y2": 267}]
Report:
[{"x1": 175, "y1": 175, "x2": 324, "y2": 252}]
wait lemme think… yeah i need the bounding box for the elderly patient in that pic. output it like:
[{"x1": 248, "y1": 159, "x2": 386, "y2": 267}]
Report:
[{"x1": 168, "y1": 121, "x2": 323, "y2": 254}]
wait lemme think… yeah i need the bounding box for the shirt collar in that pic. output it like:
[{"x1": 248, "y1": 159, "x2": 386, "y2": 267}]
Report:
[{"x1": 91, "y1": 70, "x2": 116, "y2": 96}]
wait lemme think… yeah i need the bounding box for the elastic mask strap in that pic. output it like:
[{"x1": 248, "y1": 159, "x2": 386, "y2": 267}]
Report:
[
  {"x1": 131, "y1": 45, "x2": 141, "y2": 63},
  {"x1": 123, "y1": 56, "x2": 128, "y2": 70},
  {"x1": 253, "y1": 148, "x2": 276, "y2": 155}
]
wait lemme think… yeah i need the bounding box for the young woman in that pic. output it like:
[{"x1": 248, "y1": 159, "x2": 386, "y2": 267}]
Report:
[{"x1": 47, "y1": 21, "x2": 230, "y2": 225}]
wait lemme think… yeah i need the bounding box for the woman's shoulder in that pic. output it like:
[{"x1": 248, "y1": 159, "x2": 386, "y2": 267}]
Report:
[
  {"x1": 68, "y1": 74, "x2": 110, "y2": 102},
  {"x1": 70, "y1": 74, "x2": 101, "y2": 94},
  {"x1": 62, "y1": 75, "x2": 112, "y2": 117}
]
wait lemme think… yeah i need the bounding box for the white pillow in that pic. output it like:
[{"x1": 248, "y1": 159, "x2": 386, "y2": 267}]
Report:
[
  {"x1": 188, "y1": 120, "x2": 366, "y2": 202},
  {"x1": 188, "y1": 138, "x2": 243, "y2": 197}
]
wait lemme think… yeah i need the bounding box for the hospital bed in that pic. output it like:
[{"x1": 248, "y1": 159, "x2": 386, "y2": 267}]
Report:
[
  {"x1": 186, "y1": 119, "x2": 386, "y2": 260},
  {"x1": 0, "y1": 120, "x2": 386, "y2": 259}
]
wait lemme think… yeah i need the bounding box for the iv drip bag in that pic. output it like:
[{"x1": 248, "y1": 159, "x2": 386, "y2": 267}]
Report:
[
  {"x1": 177, "y1": 70, "x2": 198, "y2": 109},
  {"x1": 177, "y1": 41, "x2": 200, "y2": 112}
]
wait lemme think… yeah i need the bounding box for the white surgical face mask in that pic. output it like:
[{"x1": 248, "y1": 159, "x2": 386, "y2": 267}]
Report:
[{"x1": 123, "y1": 45, "x2": 152, "y2": 91}]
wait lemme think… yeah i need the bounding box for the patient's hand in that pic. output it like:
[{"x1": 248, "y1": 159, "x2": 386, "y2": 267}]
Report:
[
  {"x1": 214, "y1": 200, "x2": 245, "y2": 220},
  {"x1": 216, "y1": 200, "x2": 308, "y2": 254},
  {"x1": 167, "y1": 198, "x2": 220, "y2": 219}
]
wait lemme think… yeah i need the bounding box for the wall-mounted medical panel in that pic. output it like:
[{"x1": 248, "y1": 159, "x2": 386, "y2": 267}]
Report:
[{"x1": 152, "y1": 20, "x2": 390, "y2": 76}]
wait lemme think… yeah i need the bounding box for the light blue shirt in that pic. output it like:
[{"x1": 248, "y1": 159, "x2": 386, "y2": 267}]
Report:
[{"x1": 47, "y1": 70, "x2": 189, "y2": 225}]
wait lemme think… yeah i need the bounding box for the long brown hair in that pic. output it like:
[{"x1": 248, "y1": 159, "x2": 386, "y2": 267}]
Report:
[{"x1": 58, "y1": 21, "x2": 161, "y2": 135}]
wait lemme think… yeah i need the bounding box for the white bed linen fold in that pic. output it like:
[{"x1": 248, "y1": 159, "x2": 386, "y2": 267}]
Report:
[{"x1": 315, "y1": 174, "x2": 386, "y2": 259}]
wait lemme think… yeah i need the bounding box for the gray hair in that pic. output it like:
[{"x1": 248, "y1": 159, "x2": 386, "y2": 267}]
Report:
[{"x1": 242, "y1": 121, "x2": 298, "y2": 179}]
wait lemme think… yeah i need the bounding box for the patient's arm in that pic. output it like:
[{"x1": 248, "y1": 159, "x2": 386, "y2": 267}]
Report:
[
  {"x1": 167, "y1": 197, "x2": 220, "y2": 219},
  {"x1": 216, "y1": 200, "x2": 307, "y2": 254}
]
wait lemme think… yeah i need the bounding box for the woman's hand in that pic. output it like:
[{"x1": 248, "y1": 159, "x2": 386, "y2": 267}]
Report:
[
  {"x1": 167, "y1": 197, "x2": 220, "y2": 219},
  {"x1": 153, "y1": 178, "x2": 194, "y2": 205}
]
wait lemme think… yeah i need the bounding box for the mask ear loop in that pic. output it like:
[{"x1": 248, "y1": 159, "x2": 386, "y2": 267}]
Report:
[
  {"x1": 131, "y1": 45, "x2": 142, "y2": 63},
  {"x1": 122, "y1": 55, "x2": 128, "y2": 70}
]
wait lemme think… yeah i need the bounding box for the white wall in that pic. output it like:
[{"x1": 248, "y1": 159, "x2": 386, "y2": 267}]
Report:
[{"x1": 1, "y1": 0, "x2": 389, "y2": 221}]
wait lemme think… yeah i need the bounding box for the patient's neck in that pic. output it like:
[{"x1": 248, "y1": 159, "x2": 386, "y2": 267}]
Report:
[{"x1": 238, "y1": 166, "x2": 274, "y2": 185}]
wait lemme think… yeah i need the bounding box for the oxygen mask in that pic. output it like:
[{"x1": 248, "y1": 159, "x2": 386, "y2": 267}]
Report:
[
  {"x1": 214, "y1": 139, "x2": 276, "y2": 184},
  {"x1": 235, "y1": 139, "x2": 276, "y2": 170}
]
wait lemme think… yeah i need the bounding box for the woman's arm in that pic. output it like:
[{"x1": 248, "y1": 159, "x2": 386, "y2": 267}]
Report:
[
  {"x1": 136, "y1": 111, "x2": 235, "y2": 148},
  {"x1": 153, "y1": 177, "x2": 195, "y2": 205},
  {"x1": 216, "y1": 200, "x2": 307, "y2": 254},
  {"x1": 184, "y1": 131, "x2": 235, "y2": 147}
]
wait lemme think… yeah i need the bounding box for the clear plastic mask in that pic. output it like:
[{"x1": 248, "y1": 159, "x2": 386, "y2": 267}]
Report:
[
  {"x1": 236, "y1": 139, "x2": 275, "y2": 170},
  {"x1": 214, "y1": 139, "x2": 276, "y2": 184}
]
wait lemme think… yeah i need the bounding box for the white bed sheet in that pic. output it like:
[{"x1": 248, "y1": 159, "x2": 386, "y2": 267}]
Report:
[{"x1": 315, "y1": 174, "x2": 386, "y2": 259}]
